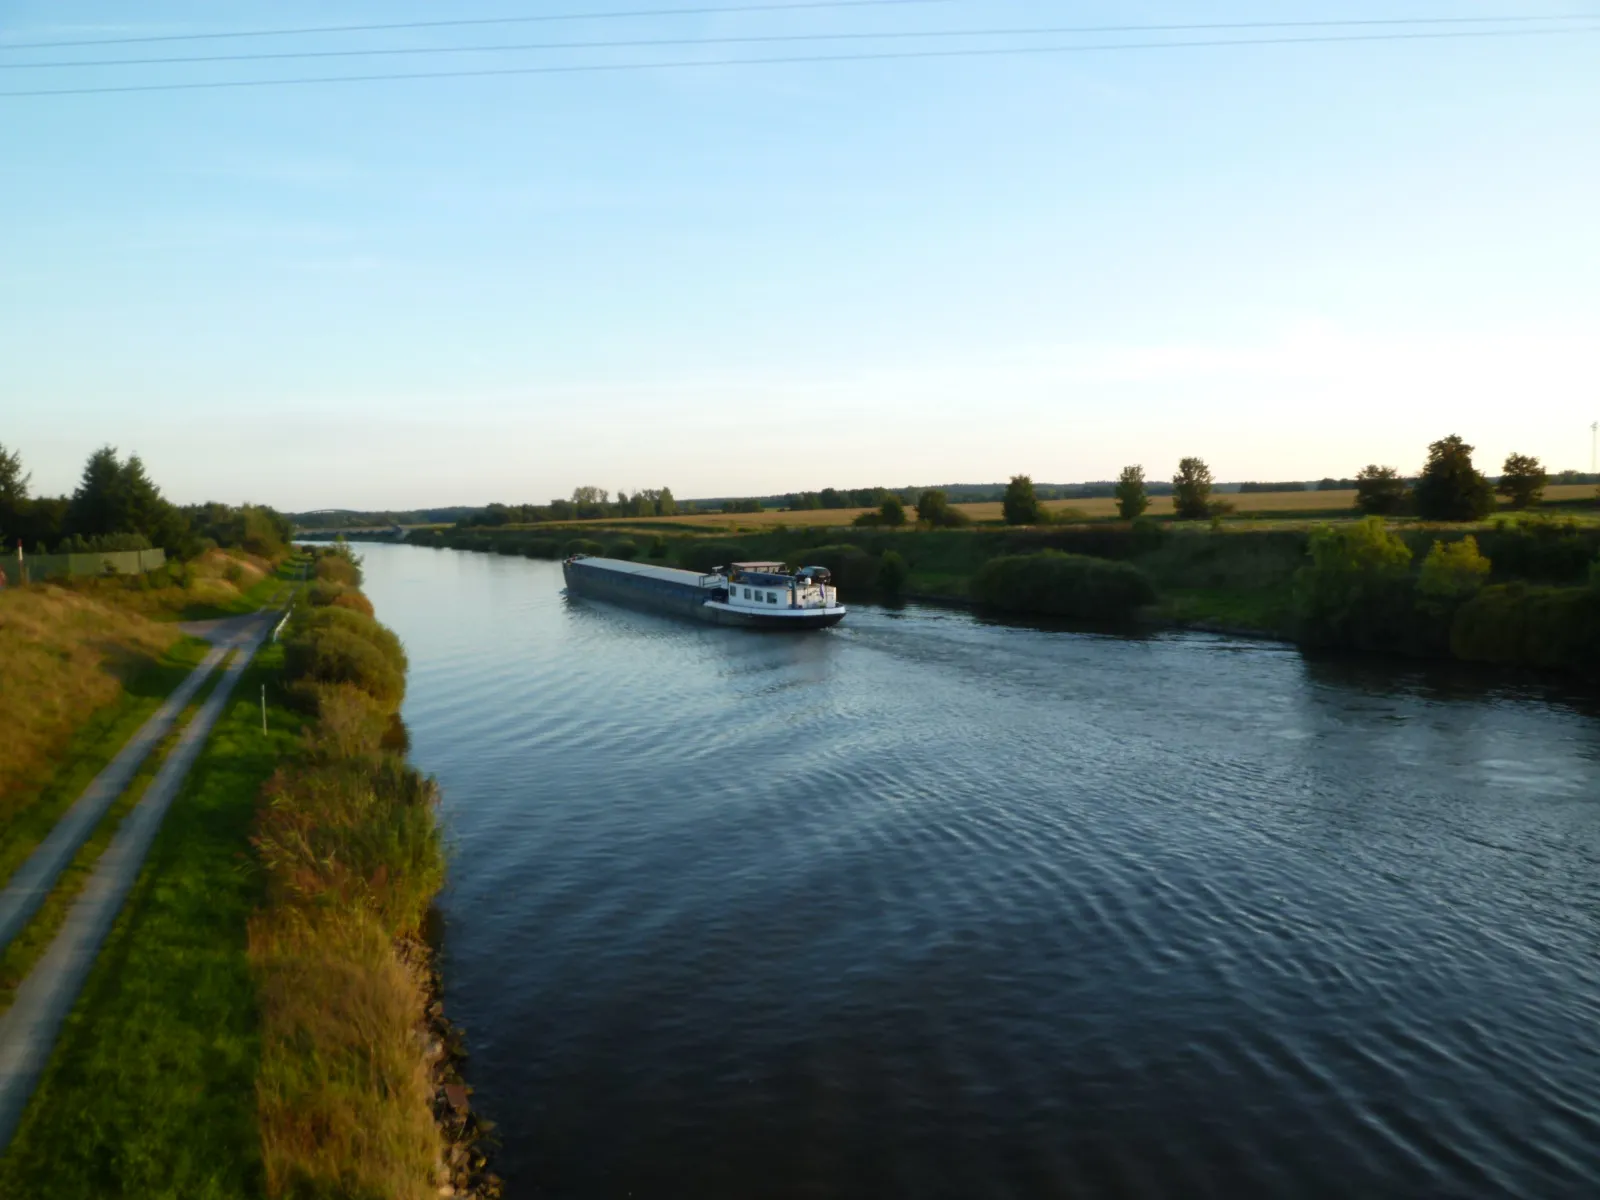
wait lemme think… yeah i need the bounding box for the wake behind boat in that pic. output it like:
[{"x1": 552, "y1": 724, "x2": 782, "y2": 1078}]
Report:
[{"x1": 561, "y1": 556, "x2": 846, "y2": 629}]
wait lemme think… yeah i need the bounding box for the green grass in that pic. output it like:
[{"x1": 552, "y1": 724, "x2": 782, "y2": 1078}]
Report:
[
  {"x1": 0, "y1": 636, "x2": 210, "y2": 890},
  {"x1": 0, "y1": 657, "x2": 232, "y2": 1017},
  {"x1": 0, "y1": 644, "x2": 304, "y2": 1200},
  {"x1": 1155, "y1": 587, "x2": 1296, "y2": 637}
]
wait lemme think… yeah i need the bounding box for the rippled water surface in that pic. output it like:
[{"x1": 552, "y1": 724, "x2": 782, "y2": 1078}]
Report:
[{"x1": 358, "y1": 544, "x2": 1600, "y2": 1198}]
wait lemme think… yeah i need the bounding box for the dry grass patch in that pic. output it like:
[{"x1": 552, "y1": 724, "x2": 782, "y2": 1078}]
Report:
[
  {"x1": 0, "y1": 585, "x2": 177, "y2": 812},
  {"x1": 252, "y1": 908, "x2": 441, "y2": 1200}
]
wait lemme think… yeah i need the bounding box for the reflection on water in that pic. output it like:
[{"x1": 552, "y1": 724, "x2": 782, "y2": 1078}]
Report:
[{"x1": 356, "y1": 544, "x2": 1600, "y2": 1199}]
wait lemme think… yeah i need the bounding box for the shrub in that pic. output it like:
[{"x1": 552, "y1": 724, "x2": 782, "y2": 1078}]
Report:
[
  {"x1": 1355, "y1": 465, "x2": 1408, "y2": 516},
  {"x1": 522, "y1": 538, "x2": 560, "y2": 560},
  {"x1": 1451, "y1": 584, "x2": 1600, "y2": 672},
  {"x1": 1003, "y1": 475, "x2": 1044, "y2": 525},
  {"x1": 971, "y1": 551, "x2": 1155, "y2": 621},
  {"x1": 223, "y1": 561, "x2": 245, "y2": 585},
  {"x1": 879, "y1": 550, "x2": 908, "y2": 595},
  {"x1": 1172, "y1": 458, "x2": 1214, "y2": 520},
  {"x1": 647, "y1": 535, "x2": 668, "y2": 558},
  {"x1": 1418, "y1": 536, "x2": 1491, "y2": 605},
  {"x1": 1477, "y1": 514, "x2": 1598, "y2": 583},
  {"x1": 314, "y1": 550, "x2": 363, "y2": 587},
  {"x1": 563, "y1": 538, "x2": 604, "y2": 558},
  {"x1": 1413, "y1": 435, "x2": 1493, "y2": 522},
  {"x1": 799, "y1": 544, "x2": 879, "y2": 595},
  {"x1": 295, "y1": 606, "x2": 408, "y2": 675},
  {"x1": 1293, "y1": 518, "x2": 1431, "y2": 652},
  {"x1": 609, "y1": 539, "x2": 639, "y2": 561},
  {"x1": 329, "y1": 590, "x2": 376, "y2": 618},
  {"x1": 879, "y1": 496, "x2": 907, "y2": 527},
  {"x1": 283, "y1": 627, "x2": 405, "y2": 712},
  {"x1": 1114, "y1": 466, "x2": 1149, "y2": 519},
  {"x1": 852, "y1": 511, "x2": 881, "y2": 528}
]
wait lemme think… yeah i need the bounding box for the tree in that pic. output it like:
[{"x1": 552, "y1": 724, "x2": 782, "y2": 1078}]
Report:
[
  {"x1": 879, "y1": 495, "x2": 907, "y2": 527},
  {"x1": 0, "y1": 442, "x2": 30, "y2": 543},
  {"x1": 1497, "y1": 453, "x2": 1546, "y2": 510},
  {"x1": 1113, "y1": 465, "x2": 1149, "y2": 519},
  {"x1": 656, "y1": 487, "x2": 677, "y2": 517},
  {"x1": 916, "y1": 489, "x2": 949, "y2": 524},
  {"x1": 1354, "y1": 465, "x2": 1407, "y2": 516},
  {"x1": 1002, "y1": 475, "x2": 1043, "y2": 525},
  {"x1": 0, "y1": 442, "x2": 28, "y2": 508},
  {"x1": 1171, "y1": 458, "x2": 1214, "y2": 520},
  {"x1": 67, "y1": 445, "x2": 124, "y2": 537},
  {"x1": 1412, "y1": 435, "x2": 1493, "y2": 522}
]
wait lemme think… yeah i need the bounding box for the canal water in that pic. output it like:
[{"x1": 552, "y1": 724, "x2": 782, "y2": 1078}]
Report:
[{"x1": 357, "y1": 543, "x2": 1600, "y2": 1198}]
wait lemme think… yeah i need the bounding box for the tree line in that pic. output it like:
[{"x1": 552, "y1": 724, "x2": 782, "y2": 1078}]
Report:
[
  {"x1": 0, "y1": 442, "x2": 293, "y2": 560},
  {"x1": 456, "y1": 486, "x2": 679, "y2": 527}
]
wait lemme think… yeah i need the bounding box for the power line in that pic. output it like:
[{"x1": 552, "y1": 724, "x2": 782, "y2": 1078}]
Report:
[
  {"x1": 4, "y1": 4, "x2": 1596, "y2": 52},
  {"x1": 4, "y1": 25, "x2": 1597, "y2": 98},
  {"x1": 0, "y1": 0, "x2": 957, "y2": 50},
  {"x1": 8, "y1": 16, "x2": 1600, "y2": 71}
]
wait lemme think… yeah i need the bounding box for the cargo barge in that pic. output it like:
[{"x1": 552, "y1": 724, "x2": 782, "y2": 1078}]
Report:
[{"x1": 561, "y1": 556, "x2": 846, "y2": 629}]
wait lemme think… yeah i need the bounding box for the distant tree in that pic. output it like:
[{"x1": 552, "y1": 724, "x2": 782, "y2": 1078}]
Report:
[
  {"x1": 1002, "y1": 475, "x2": 1044, "y2": 525},
  {"x1": 1316, "y1": 477, "x2": 1357, "y2": 491},
  {"x1": 1412, "y1": 435, "x2": 1494, "y2": 522},
  {"x1": 66, "y1": 445, "x2": 124, "y2": 537},
  {"x1": 819, "y1": 488, "x2": 845, "y2": 509},
  {"x1": 879, "y1": 495, "x2": 907, "y2": 527},
  {"x1": 1497, "y1": 453, "x2": 1546, "y2": 509},
  {"x1": 1114, "y1": 465, "x2": 1149, "y2": 519},
  {"x1": 0, "y1": 442, "x2": 30, "y2": 544},
  {"x1": 916, "y1": 489, "x2": 949, "y2": 524},
  {"x1": 570, "y1": 486, "x2": 609, "y2": 506},
  {"x1": 0, "y1": 442, "x2": 28, "y2": 509},
  {"x1": 656, "y1": 487, "x2": 677, "y2": 517},
  {"x1": 1171, "y1": 458, "x2": 1214, "y2": 519},
  {"x1": 1354, "y1": 465, "x2": 1408, "y2": 516}
]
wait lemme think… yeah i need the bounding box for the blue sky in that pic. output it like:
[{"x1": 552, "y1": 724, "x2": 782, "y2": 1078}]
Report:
[{"x1": 2, "y1": 1, "x2": 1597, "y2": 509}]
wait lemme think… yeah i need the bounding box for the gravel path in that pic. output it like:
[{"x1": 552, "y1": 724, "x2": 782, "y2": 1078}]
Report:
[
  {"x1": 0, "y1": 644, "x2": 229, "y2": 956},
  {"x1": 0, "y1": 615, "x2": 270, "y2": 1150}
]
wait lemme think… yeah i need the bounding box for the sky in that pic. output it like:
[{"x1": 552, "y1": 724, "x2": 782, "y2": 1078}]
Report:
[{"x1": 2, "y1": 0, "x2": 1598, "y2": 510}]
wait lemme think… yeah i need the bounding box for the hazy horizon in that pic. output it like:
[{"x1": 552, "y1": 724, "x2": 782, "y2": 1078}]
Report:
[{"x1": 5, "y1": 1, "x2": 1598, "y2": 510}]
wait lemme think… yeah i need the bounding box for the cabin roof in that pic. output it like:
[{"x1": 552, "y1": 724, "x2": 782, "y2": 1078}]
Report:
[{"x1": 731, "y1": 561, "x2": 787, "y2": 571}]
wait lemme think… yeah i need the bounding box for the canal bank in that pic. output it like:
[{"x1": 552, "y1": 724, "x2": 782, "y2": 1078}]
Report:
[
  {"x1": 0, "y1": 547, "x2": 497, "y2": 1199},
  {"x1": 360, "y1": 541, "x2": 1600, "y2": 1198}
]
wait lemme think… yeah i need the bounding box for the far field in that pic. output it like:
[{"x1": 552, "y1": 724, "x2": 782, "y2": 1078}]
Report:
[{"x1": 462, "y1": 483, "x2": 1598, "y2": 535}]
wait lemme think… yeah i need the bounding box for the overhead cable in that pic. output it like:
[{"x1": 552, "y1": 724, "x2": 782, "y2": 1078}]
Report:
[{"x1": 4, "y1": 25, "x2": 1597, "y2": 98}]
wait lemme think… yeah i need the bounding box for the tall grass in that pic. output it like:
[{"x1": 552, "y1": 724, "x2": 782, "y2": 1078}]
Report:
[
  {"x1": 0, "y1": 584, "x2": 178, "y2": 813},
  {"x1": 252, "y1": 560, "x2": 457, "y2": 1198}
]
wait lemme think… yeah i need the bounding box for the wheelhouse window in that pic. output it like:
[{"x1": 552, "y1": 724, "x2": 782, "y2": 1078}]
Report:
[{"x1": 767, "y1": 592, "x2": 778, "y2": 604}]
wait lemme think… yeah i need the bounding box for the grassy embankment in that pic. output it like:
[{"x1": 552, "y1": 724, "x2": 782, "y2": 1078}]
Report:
[
  {"x1": 0, "y1": 548, "x2": 489, "y2": 1199},
  {"x1": 0, "y1": 651, "x2": 234, "y2": 1015},
  {"x1": 0, "y1": 549, "x2": 305, "y2": 892}
]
